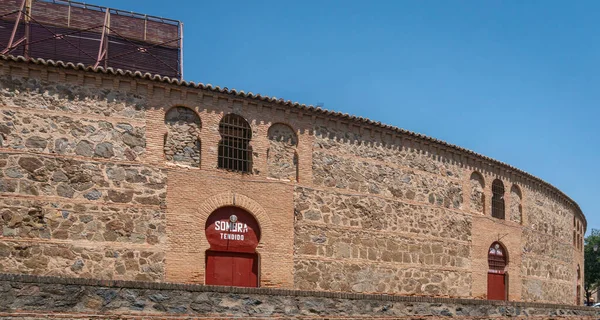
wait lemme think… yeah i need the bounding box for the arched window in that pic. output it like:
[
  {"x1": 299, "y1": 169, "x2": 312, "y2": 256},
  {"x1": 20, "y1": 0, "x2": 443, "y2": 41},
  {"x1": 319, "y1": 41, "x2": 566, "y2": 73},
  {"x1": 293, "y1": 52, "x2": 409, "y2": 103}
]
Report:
[
  {"x1": 487, "y1": 242, "x2": 508, "y2": 301},
  {"x1": 510, "y1": 185, "x2": 522, "y2": 224},
  {"x1": 470, "y1": 172, "x2": 485, "y2": 214},
  {"x1": 577, "y1": 265, "x2": 581, "y2": 305},
  {"x1": 218, "y1": 114, "x2": 252, "y2": 173},
  {"x1": 491, "y1": 179, "x2": 505, "y2": 220},
  {"x1": 267, "y1": 123, "x2": 298, "y2": 181},
  {"x1": 164, "y1": 106, "x2": 201, "y2": 167},
  {"x1": 488, "y1": 242, "x2": 507, "y2": 272}
]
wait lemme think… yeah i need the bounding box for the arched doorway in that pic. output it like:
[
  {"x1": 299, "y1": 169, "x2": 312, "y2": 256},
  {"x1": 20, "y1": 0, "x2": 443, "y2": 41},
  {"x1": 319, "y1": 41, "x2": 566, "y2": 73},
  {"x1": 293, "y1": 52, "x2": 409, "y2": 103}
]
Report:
[
  {"x1": 487, "y1": 242, "x2": 507, "y2": 300},
  {"x1": 204, "y1": 206, "x2": 261, "y2": 287}
]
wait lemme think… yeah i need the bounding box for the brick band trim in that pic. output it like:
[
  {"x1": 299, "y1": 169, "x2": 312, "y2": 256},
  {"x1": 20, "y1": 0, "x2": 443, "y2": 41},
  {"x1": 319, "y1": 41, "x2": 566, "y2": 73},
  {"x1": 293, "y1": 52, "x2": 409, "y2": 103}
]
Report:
[{"x1": 0, "y1": 273, "x2": 593, "y2": 311}]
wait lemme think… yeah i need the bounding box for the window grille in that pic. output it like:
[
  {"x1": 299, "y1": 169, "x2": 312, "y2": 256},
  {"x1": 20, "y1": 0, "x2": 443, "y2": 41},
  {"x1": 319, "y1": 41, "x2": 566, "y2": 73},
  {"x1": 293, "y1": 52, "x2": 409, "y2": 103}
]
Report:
[
  {"x1": 491, "y1": 179, "x2": 505, "y2": 220},
  {"x1": 488, "y1": 242, "x2": 507, "y2": 273},
  {"x1": 218, "y1": 114, "x2": 252, "y2": 173}
]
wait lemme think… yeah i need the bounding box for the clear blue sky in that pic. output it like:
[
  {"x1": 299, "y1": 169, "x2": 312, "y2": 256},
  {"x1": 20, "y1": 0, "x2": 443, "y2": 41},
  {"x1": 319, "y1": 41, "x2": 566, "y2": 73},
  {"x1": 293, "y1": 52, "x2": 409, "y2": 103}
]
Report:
[{"x1": 94, "y1": 0, "x2": 599, "y2": 234}]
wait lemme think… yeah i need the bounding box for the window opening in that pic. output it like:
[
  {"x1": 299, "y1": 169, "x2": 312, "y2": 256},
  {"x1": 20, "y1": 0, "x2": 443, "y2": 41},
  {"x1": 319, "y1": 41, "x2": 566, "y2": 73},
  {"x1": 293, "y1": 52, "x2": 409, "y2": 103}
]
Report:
[
  {"x1": 492, "y1": 179, "x2": 505, "y2": 219},
  {"x1": 488, "y1": 242, "x2": 507, "y2": 273},
  {"x1": 218, "y1": 114, "x2": 252, "y2": 173}
]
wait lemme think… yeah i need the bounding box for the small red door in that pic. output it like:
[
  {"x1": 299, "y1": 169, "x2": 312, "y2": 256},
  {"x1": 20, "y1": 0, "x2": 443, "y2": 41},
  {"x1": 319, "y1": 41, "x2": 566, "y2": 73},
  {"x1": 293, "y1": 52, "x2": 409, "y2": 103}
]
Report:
[
  {"x1": 205, "y1": 251, "x2": 258, "y2": 287},
  {"x1": 487, "y1": 273, "x2": 506, "y2": 300}
]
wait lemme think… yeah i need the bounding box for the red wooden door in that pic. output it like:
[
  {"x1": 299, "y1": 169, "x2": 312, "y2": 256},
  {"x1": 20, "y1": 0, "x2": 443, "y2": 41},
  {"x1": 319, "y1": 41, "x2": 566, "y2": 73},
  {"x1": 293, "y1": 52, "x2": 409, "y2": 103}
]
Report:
[
  {"x1": 487, "y1": 273, "x2": 506, "y2": 300},
  {"x1": 205, "y1": 251, "x2": 258, "y2": 287}
]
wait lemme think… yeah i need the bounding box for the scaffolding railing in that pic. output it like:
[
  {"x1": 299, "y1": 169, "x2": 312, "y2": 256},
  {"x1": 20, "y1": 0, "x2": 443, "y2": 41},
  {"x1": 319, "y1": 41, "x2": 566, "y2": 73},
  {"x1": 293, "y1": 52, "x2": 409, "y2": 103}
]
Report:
[{"x1": 0, "y1": 0, "x2": 183, "y2": 79}]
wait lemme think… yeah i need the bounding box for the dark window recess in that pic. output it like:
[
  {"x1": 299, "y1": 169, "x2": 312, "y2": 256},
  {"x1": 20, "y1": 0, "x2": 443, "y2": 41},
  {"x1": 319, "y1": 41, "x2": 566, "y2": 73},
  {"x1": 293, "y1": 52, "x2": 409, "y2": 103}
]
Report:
[
  {"x1": 218, "y1": 114, "x2": 252, "y2": 173},
  {"x1": 491, "y1": 179, "x2": 505, "y2": 220}
]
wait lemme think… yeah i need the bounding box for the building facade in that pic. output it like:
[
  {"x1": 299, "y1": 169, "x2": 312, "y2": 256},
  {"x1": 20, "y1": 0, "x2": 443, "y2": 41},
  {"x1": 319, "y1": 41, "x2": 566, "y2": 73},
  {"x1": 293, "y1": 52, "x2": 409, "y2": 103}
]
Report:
[{"x1": 0, "y1": 55, "x2": 586, "y2": 305}]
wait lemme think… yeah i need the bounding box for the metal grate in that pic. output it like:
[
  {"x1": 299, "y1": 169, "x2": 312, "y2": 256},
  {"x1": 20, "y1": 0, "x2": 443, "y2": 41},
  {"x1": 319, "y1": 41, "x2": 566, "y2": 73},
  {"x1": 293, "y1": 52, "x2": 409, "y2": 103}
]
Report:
[
  {"x1": 491, "y1": 179, "x2": 505, "y2": 220},
  {"x1": 218, "y1": 114, "x2": 252, "y2": 173},
  {"x1": 488, "y1": 242, "x2": 506, "y2": 273}
]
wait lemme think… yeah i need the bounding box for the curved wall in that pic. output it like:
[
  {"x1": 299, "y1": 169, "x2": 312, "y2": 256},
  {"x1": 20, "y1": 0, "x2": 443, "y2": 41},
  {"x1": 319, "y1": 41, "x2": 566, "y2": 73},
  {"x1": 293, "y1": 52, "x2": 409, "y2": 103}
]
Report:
[{"x1": 0, "y1": 56, "x2": 585, "y2": 305}]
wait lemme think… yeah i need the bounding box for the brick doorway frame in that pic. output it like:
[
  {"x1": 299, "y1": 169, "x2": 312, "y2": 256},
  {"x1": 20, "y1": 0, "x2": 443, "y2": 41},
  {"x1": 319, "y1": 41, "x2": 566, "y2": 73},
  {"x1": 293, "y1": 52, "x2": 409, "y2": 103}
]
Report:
[
  {"x1": 196, "y1": 192, "x2": 273, "y2": 286},
  {"x1": 487, "y1": 241, "x2": 508, "y2": 301}
]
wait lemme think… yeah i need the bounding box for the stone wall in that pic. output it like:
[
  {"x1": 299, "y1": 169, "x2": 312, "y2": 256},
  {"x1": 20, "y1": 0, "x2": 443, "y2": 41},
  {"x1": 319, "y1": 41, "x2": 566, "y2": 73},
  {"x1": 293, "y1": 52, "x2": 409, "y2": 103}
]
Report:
[
  {"x1": 0, "y1": 76, "x2": 145, "y2": 118},
  {"x1": 0, "y1": 153, "x2": 165, "y2": 206},
  {"x1": 295, "y1": 224, "x2": 470, "y2": 267},
  {"x1": 267, "y1": 123, "x2": 297, "y2": 181},
  {"x1": 297, "y1": 127, "x2": 469, "y2": 298},
  {"x1": 294, "y1": 187, "x2": 471, "y2": 241},
  {"x1": 0, "y1": 242, "x2": 164, "y2": 281},
  {"x1": 294, "y1": 259, "x2": 471, "y2": 296},
  {"x1": 521, "y1": 189, "x2": 575, "y2": 304},
  {"x1": 0, "y1": 198, "x2": 165, "y2": 245},
  {"x1": 1, "y1": 109, "x2": 145, "y2": 161},
  {"x1": 0, "y1": 73, "x2": 167, "y2": 284},
  {"x1": 296, "y1": 124, "x2": 472, "y2": 298},
  {"x1": 293, "y1": 188, "x2": 471, "y2": 298},
  {"x1": 313, "y1": 124, "x2": 463, "y2": 178},
  {"x1": 0, "y1": 153, "x2": 166, "y2": 281},
  {"x1": 312, "y1": 152, "x2": 462, "y2": 208},
  {"x1": 163, "y1": 106, "x2": 201, "y2": 167},
  {"x1": 0, "y1": 274, "x2": 597, "y2": 319}
]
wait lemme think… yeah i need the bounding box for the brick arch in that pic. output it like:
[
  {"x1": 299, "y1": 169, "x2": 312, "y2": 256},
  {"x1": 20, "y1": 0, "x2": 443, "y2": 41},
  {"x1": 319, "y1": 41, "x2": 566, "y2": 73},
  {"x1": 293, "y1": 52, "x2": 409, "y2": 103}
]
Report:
[
  {"x1": 164, "y1": 105, "x2": 202, "y2": 124},
  {"x1": 162, "y1": 104, "x2": 203, "y2": 133},
  {"x1": 488, "y1": 241, "x2": 509, "y2": 267},
  {"x1": 267, "y1": 122, "x2": 298, "y2": 145},
  {"x1": 198, "y1": 192, "x2": 273, "y2": 247}
]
